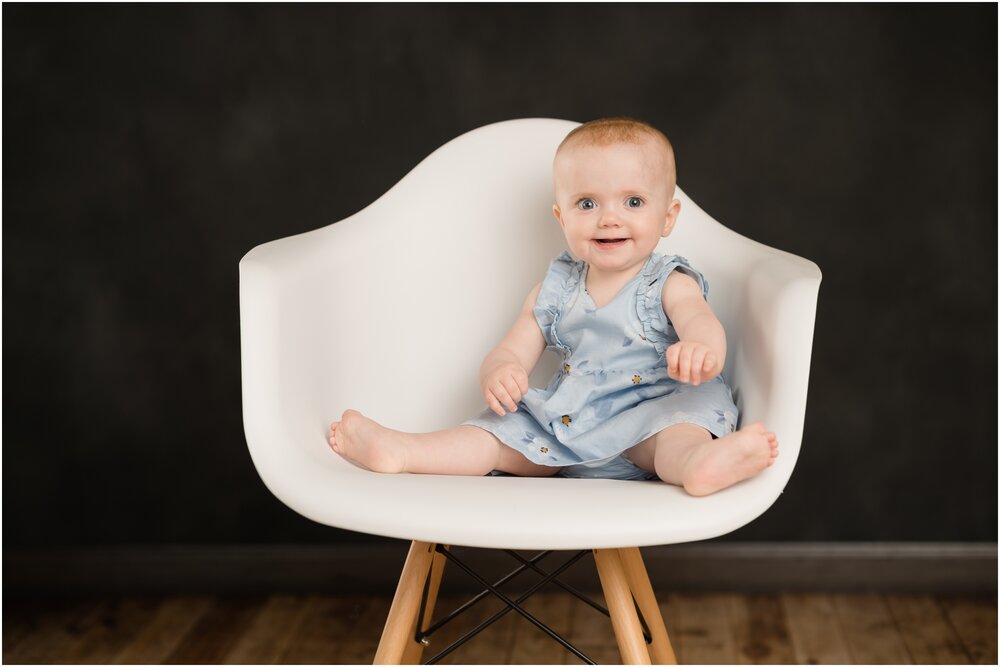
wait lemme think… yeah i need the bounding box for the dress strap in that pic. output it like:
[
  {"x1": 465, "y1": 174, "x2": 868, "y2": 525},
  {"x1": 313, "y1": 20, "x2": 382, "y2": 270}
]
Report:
[
  {"x1": 634, "y1": 253, "x2": 709, "y2": 356},
  {"x1": 532, "y1": 251, "x2": 582, "y2": 353}
]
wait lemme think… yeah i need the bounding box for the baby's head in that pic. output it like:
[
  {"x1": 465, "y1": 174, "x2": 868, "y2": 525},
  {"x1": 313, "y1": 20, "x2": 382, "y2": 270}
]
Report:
[
  {"x1": 552, "y1": 118, "x2": 682, "y2": 271},
  {"x1": 554, "y1": 117, "x2": 677, "y2": 198}
]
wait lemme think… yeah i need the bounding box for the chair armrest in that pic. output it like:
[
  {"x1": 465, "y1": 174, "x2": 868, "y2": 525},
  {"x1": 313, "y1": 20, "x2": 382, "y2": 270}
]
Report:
[{"x1": 731, "y1": 249, "x2": 822, "y2": 473}]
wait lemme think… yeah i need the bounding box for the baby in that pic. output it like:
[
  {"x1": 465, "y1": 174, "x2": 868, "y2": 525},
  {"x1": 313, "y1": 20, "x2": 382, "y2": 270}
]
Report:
[{"x1": 328, "y1": 118, "x2": 778, "y2": 496}]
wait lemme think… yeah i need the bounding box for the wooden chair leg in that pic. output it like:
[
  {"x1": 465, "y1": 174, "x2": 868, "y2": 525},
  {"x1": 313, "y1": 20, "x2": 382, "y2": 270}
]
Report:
[
  {"x1": 374, "y1": 541, "x2": 437, "y2": 664},
  {"x1": 400, "y1": 546, "x2": 447, "y2": 665},
  {"x1": 594, "y1": 548, "x2": 652, "y2": 665},
  {"x1": 619, "y1": 547, "x2": 677, "y2": 664}
]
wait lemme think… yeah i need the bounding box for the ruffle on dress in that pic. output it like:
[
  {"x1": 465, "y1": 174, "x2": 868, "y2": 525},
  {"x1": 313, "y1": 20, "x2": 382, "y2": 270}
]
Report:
[
  {"x1": 634, "y1": 253, "x2": 708, "y2": 356},
  {"x1": 532, "y1": 251, "x2": 580, "y2": 355}
]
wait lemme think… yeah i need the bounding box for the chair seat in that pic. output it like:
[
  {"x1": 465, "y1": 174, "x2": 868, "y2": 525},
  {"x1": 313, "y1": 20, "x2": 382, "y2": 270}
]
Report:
[{"x1": 252, "y1": 449, "x2": 790, "y2": 550}]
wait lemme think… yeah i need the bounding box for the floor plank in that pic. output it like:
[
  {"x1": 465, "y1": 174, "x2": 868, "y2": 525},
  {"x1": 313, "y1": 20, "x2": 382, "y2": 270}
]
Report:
[
  {"x1": 421, "y1": 593, "x2": 516, "y2": 665},
  {"x1": 507, "y1": 592, "x2": 575, "y2": 665},
  {"x1": 278, "y1": 595, "x2": 362, "y2": 664},
  {"x1": 886, "y1": 594, "x2": 971, "y2": 664},
  {"x1": 657, "y1": 591, "x2": 682, "y2": 662},
  {"x1": 162, "y1": 596, "x2": 266, "y2": 664},
  {"x1": 833, "y1": 594, "x2": 912, "y2": 664},
  {"x1": 781, "y1": 593, "x2": 852, "y2": 664},
  {"x1": 333, "y1": 595, "x2": 392, "y2": 665},
  {"x1": 729, "y1": 594, "x2": 796, "y2": 664},
  {"x1": 566, "y1": 590, "x2": 621, "y2": 665},
  {"x1": 666, "y1": 593, "x2": 737, "y2": 665},
  {"x1": 47, "y1": 597, "x2": 162, "y2": 664},
  {"x1": 429, "y1": 592, "x2": 492, "y2": 665},
  {"x1": 939, "y1": 594, "x2": 998, "y2": 665},
  {"x1": 222, "y1": 594, "x2": 314, "y2": 664},
  {"x1": 112, "y1": 595, "x2": 214, "y2": 664},
  {"x1": 2, "y1": 598, "x2": 101, "y2": 664}
]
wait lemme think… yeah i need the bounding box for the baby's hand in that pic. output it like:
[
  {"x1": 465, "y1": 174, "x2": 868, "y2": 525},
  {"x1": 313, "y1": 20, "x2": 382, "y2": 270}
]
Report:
[
  {"x1": 666, "y1": 341, "x2": 719, "y2": 386},
  {"x1": 482, "y1": 362, "x2": 530, "y2": 416}
]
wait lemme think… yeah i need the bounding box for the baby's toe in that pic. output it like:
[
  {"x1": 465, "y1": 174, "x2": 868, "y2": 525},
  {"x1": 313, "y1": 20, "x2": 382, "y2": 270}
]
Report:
[{"x1": 327, "y1": 430, "x2": 343, "y2": 452}]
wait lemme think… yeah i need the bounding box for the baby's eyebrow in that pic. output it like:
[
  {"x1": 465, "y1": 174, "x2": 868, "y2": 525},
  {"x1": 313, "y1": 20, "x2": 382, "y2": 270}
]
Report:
[{"x1": 565, "y1": 187, "x2": 650, "y2": 200}]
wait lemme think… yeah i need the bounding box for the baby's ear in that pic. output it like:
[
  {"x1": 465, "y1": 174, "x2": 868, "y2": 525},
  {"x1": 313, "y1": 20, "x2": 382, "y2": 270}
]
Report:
[
  {"x1": 552, "y1": 204, "x2": 565, "y2": 229},
  {"x1": 661, "y1": 198, "x2": 681, "y2": 237}
]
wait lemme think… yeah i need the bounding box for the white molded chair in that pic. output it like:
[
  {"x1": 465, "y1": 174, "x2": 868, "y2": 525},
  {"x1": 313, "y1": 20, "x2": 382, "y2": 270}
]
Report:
[{"x1": 240, "y1": 118, "x2": 821, "y2": 664}]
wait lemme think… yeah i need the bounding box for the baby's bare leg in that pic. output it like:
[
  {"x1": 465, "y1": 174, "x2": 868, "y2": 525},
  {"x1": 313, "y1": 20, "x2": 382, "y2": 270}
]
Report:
[
  {"x1": 626, "y1": 422, "x2": 778, "y2": 496},
  {"x1": 328, "y1": 410, "x2": 558, "y2": 477}
]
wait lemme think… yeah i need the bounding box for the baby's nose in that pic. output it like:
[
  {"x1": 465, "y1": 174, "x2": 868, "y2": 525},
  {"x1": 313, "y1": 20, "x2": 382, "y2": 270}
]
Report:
[{"x1": 599, "y1": 211, "x2": 622, "y2": 226}]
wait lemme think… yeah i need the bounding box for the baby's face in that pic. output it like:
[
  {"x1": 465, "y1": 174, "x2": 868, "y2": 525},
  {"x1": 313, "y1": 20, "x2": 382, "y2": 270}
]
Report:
[{"x1": 552, "y1": 137, "x2": 680, "y2": 278}]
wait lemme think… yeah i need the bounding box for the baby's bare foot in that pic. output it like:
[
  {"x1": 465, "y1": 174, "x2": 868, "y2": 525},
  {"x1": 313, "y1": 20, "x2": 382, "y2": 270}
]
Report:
[
  {"x1": 327, "y1": 409, "x2": 408, "y2": 473},
  {"x1": 681, "y1": 422, "x2": 778, "y2": 496}
]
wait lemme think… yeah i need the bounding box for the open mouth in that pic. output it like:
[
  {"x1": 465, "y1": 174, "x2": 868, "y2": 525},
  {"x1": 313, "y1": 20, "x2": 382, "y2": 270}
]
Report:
[{"x1": 594, "y1": 238, "x2": 629, "y2": 245}]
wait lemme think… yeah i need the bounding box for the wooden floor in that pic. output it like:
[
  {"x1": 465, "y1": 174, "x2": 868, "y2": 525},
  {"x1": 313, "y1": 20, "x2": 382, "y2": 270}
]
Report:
[{"x1": 2, "y1": 592, "x2": 996, "y2": 664}]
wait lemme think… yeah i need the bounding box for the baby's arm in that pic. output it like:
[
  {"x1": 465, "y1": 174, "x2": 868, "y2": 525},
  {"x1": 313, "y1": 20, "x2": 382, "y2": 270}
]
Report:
[
  {"x1": 661, "y1": 271, "x2": 727, "y2": 385},
  {"x1": 479, "y1": 283, "x2": 546, "y2": 416}
]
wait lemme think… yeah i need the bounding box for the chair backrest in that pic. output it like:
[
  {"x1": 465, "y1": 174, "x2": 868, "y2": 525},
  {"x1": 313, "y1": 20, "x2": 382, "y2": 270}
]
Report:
[{"x1": 241, "y1": 118, "x2": 820, "y2": 497}]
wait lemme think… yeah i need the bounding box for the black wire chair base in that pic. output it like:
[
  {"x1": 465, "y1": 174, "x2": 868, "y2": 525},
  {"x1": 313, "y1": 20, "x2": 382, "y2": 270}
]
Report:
[{"x1": 415, "y1": 546, "x2": 652, "y2": 665}]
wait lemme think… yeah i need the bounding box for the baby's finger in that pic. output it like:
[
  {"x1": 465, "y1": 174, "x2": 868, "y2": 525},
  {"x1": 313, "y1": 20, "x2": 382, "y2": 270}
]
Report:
[
  {"x1": 677, "y1": 345, "x2": 692, "y2": 382},
  {"x1": 703, "y1": 351, "x2": 716, "y2": 374},
  {"x1": 690, "y1": 347, "x2": 707, "y2": 385},
  {"x1": 666, "y1": 344, "x2": 679, "y2": 375},
  {"x1": 492, "y1": 382, "x2": 517, "y2": 413},
  {"x1": 500, "y1": 376, "x2": 522, "y2": 410},
  {"x1": 701, "y1": 351, "x2": 719, "y2": 378},
  {"x1": 514, "y1": 367, "x2": 530, "y2": 395},
  {"x1": 667, "y1": 347, "x2": 678, "y2": 380},
  {"x1": 485, "y1": 391, "x2": 507, "y2": 417}
]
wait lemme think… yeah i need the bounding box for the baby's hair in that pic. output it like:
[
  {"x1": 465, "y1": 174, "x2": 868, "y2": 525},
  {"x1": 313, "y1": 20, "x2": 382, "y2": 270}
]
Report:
[
  {"x1": 557, "y1": 117, "x2": 674, "y2": 156},
  {"x1": 556, "y1": 117, "x2": 677, "y2": 195}
]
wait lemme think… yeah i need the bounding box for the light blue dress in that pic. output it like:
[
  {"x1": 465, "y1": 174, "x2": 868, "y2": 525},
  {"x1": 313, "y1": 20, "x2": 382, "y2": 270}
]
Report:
[{"x1": 464, "y1": 251, "x2": 739, "y2": 480}]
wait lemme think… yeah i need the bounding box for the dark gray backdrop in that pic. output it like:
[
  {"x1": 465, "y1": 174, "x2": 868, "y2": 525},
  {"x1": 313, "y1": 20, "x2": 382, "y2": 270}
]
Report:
[{"x1": 3, "y1": 3, "x2": 996, "y2": 548}]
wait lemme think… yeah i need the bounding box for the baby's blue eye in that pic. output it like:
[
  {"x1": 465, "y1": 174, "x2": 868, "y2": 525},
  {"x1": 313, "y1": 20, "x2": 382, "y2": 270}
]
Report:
[
  {"x1": 626, "y1": 196, "x2": 643, "y2": 208},
  {"x1": 578, "y1": 198, "x2": 596, "y2": 210}
]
